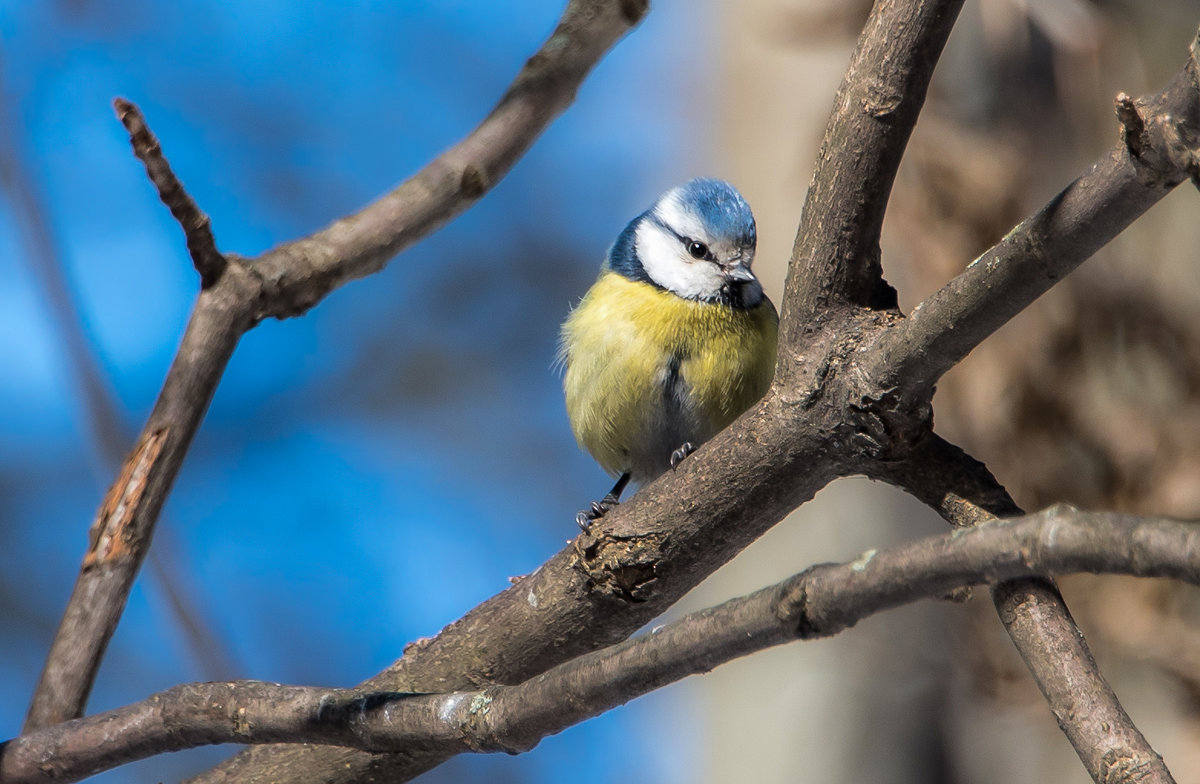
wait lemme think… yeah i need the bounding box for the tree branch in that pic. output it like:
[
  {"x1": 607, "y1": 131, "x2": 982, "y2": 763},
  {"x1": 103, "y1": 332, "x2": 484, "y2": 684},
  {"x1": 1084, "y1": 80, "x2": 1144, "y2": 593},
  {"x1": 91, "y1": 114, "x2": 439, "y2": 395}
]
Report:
[
  {"x1": 23, "y1": 288, "x2": 250, "y2": 732},
  {"x1": 870, "y1": 433, "x2": 1022, "y2": 525},
  {"x1": 23, "y1": 0, "x2": 646, "y2": 732},
  {"x1": 834, "y1": 30, "x2": 1200, "y2": 784},
  {"x1": 248, "y1": 0, "x2": 650, "y2": 320},
  {"x1": 872, "y1": 435, "x2": 1176, "y2": 784},
  {"x1": 867, "y1": 35, "x2": 1200, "y2": 397},
  {"x1": 5, "y1": 508, "x2": 1195, "y2": 784},
  {"x1": 112, "y1": 99, "x2": 227, "y2": 287},
  {"x1": 780, "y1": 0, "x2": 964, "y2": 336},
  {"x1": 777, "y1": 7, "x2": 1187, "y2": 771}
]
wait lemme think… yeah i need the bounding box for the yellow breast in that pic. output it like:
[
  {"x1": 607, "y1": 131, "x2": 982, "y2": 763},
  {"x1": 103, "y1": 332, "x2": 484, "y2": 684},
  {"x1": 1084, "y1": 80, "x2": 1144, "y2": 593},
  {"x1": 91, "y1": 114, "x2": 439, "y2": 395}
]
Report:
[{"x1": 560, "y1": 271, "x2": 778, "y2": 481}]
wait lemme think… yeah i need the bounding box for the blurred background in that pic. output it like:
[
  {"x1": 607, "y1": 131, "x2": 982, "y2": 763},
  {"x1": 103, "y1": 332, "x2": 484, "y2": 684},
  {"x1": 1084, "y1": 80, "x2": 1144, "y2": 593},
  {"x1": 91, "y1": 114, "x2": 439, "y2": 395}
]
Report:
[{"x1": 2, "y1": 1, "x2": 1200, "y2": 782}]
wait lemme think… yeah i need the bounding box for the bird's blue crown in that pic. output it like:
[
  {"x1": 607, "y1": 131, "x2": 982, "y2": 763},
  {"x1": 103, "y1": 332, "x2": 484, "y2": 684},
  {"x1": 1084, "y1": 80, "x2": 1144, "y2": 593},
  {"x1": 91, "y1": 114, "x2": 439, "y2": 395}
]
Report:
[
  {"x1": 672, "y1": 177, "x2": 757, "y2": 249},
  {"x1": 604, "y1": 178, "x2": 756, "y2": 284}
]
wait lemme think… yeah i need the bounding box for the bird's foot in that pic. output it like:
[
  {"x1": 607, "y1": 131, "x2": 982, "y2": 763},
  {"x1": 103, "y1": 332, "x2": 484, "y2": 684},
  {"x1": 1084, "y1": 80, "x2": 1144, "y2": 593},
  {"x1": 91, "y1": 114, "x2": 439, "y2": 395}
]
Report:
[
  {"x1": 669, "y1": 442, "x2": 696, "y2": 469},
  {"x1": 576, "y1": 492, "x2": 621, "y2": 531}
]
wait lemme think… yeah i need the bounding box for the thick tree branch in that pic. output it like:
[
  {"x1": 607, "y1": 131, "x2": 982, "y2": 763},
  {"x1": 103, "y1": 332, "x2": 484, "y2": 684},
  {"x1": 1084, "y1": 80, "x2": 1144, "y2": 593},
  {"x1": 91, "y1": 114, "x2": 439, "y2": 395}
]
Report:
[
  {"x1": 872, "y1": 435, "x2": 1175, "y2": 784},
  {"x1": 780, "y1": 0, "x2": 964, "y2": 337},
  {"x1": 833, "y1": 31, "x2": 1200, "y2": 784},
  {"x1": 5, "y1": 508, "x2": 1196, "y2": 784},
  {"x1": 24, "y1": 0, "x2": 646, "y2": 732},
  {"x1": 776, "y1": 4, "x2": 1181, "y2": 769}
]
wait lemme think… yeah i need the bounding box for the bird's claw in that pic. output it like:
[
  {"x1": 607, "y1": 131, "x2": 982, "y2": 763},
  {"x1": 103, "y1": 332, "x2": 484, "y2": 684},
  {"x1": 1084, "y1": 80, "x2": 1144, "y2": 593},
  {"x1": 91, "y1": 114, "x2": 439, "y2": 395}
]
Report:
[
  {"x1": 576, "y1": 495, "x2": 620, "y2": 532},
  {"x1": 670, "y1": 442, "x2": 696, "y2": 469}
]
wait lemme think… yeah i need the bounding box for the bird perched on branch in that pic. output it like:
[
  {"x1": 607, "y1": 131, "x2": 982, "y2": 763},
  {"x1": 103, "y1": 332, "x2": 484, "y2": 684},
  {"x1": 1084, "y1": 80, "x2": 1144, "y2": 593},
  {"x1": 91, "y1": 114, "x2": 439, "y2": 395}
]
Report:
[{"x1": 560, "y1": 178, "x2": 778, "y2": 530}]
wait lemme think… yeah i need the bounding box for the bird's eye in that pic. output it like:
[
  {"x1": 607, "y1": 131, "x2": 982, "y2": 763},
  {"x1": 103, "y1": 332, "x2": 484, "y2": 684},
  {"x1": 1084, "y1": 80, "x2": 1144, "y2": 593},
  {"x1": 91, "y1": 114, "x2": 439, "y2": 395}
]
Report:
[{"x1": 686, "y1": 240, "x2": 709, "y2": 260}]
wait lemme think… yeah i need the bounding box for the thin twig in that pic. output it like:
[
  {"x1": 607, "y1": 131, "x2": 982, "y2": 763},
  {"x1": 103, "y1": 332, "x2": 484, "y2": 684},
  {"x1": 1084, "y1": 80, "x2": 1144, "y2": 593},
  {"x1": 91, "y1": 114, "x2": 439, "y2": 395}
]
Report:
[
  {"x1": 4, "y1": 508, "x2": 1194, "y2": 784},
  {"x1": 0, "y1": 59, "x2": 237, "y2": 688},
  {"x1": 112, "y1": 98, "x2": 226, "y2": 288}
]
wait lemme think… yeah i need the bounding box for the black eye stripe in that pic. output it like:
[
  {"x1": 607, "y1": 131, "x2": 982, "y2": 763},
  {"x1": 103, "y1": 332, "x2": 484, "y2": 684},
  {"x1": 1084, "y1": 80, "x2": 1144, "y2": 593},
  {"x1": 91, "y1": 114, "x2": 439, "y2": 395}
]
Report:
[{"x1": 647, "y1": 215, "x2": 718, "y2": 262}]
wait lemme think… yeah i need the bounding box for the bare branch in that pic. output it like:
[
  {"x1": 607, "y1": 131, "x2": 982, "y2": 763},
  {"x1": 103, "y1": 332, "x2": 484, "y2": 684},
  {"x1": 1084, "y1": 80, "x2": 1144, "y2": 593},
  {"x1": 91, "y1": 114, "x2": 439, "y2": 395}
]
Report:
[
  {"x1": 248, "y1": 0, "x2": 649, "y2": 320},
  {"x1": 839, "y1": 32, "x2": 1200, "y2": 783},
  {"x1": 4, "y1": 508, "x2": 1195, "y2": 784},
  {"x1": 23, "y1": 291, "x2": 248, "y2": 732},
  {"x1": 24, "y1": 0, "x2": 645, "y2": 732},
  {"x1": 991, "y1": 579, "x2": 1173, "y2": 784},
  {"x1": 781, "y1": 0, "x2": 964, "y2": 336},
  {"x1": 112, "y1": 98, "x2": 226, "y2": 288},
  {"x1": 868, "y1": 39, "x2": 1200, "y2": 396},
  {"x1": 870, "y1": 433, "x2": 1023, "y2": 525},
  {"x1": 873, "y1": 435, "x2": 1176, "y2": 784}
]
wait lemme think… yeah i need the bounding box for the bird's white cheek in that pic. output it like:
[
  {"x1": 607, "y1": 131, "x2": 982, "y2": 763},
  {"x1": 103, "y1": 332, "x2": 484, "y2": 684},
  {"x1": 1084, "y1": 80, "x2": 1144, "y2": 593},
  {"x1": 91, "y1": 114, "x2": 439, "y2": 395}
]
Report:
[{"x1": 635, "y1": 223, "x2": 724, "y2": 300}]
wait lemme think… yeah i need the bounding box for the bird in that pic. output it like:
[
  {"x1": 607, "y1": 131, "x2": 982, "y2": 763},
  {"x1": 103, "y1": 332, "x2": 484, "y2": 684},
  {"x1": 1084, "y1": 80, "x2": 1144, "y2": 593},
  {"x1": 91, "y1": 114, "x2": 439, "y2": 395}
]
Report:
[{"x1": 559, "y1": 178, "x2": 778, "y2": 530}]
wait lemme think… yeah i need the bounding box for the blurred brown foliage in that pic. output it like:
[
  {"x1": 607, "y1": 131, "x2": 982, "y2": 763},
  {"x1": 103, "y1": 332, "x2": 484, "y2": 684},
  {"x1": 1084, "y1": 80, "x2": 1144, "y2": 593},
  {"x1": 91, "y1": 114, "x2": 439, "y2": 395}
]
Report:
[{"x1": 885, "y1": 0, "x2": 1200, "y2": 778}]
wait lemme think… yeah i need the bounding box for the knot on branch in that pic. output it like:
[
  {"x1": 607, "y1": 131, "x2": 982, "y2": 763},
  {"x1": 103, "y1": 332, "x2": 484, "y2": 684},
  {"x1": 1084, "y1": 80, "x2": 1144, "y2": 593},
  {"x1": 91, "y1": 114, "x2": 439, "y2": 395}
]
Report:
[
  {"x1": 862, "y1": 76, "x2": 904, "y2": 119},
  {"x1": 772, "y1": 570, "x2": 855, "y2": 640},
  {"x1": 772, "y1": 575, "x2": 818, "y2": 638},
  {"x1": 1115, "y1": 83, "x2": 1200, "y2": 189},
  {"x1": 1098, "y1": 747, "x2": 1163, "y2": 784},
  {"x1": 846, "y1": 387, "x2": 933, "y2": 462},
  {"x1": 572, "y1": 531, "x2": 665, "y2": 603}
]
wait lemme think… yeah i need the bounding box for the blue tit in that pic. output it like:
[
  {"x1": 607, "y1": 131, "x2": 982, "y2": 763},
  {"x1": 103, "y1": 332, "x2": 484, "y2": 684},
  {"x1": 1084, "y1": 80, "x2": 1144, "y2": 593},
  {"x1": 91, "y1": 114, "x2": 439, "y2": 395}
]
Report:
[{"x1": 560, "y1": 178, "x2": 778, "y2": 529}]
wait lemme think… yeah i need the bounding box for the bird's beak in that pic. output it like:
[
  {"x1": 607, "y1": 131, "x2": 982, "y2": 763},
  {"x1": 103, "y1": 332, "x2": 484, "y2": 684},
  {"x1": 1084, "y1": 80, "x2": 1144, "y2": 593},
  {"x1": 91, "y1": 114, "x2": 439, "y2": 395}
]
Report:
[{"x1": 722, "y1": 263, "x2": 755, "y2": 283}]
